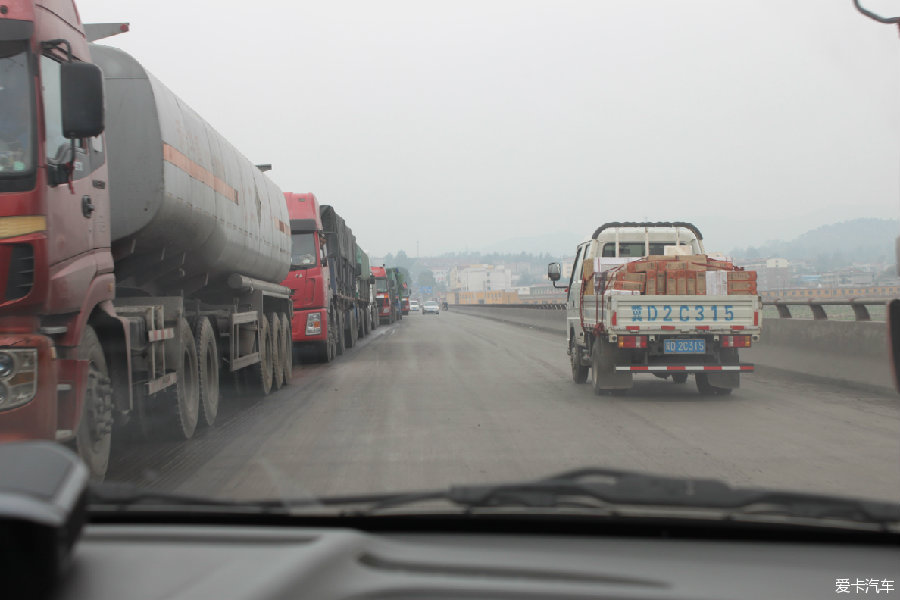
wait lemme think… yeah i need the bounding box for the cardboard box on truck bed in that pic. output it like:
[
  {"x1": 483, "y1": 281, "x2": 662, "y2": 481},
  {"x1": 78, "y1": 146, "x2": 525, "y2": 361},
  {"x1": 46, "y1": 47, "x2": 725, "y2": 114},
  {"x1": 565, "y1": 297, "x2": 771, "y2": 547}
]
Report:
[{"x1": 727, "y1": 271, "x2": 757, "y2": 281}]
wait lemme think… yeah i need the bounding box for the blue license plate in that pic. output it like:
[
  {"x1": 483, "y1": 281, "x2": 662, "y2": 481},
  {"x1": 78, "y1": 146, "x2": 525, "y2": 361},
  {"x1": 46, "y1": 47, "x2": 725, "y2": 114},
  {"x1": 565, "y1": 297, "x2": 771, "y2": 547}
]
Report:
[{"x1": 664, "y1": 339, "x2": 706, "y2": 354}]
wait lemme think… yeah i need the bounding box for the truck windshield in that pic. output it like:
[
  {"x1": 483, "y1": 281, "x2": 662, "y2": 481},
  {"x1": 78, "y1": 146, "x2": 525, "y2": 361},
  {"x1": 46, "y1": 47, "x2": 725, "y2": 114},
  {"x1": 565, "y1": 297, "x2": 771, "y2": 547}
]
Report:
[
  {"x1": 290, "y1": 233, "x2": 318, "y2": 269},
  {"x1": 376, "y1": 279, "x2": 388, "y2": 292},
  {"x1": 0, "y1": 42, "x2": 33, "y2": 176}
]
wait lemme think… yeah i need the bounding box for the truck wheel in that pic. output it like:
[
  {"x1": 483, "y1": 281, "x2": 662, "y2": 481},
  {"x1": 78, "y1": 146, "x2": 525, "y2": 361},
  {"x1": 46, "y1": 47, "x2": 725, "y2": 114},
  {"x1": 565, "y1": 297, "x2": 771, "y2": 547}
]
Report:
[
  {"x1": 169, "y1": 318, "x2": 200, "y2": 438},
  {"x1": 281, "y1": 314, "x2": 292, "y2": 384},
  {"x1": 335, "y1": 311, "x2": 345, "y2": 356},
  {"x1": 253, "y1": 314, "x2": 274, "y2": 395},
  {"x1": 346, "y1": 311, "x2": 357, "y2": 349},
  {"x1": 270, "y1": 314, "x2": 284, "y2": 391},
  {"x1": 570, "y1": 338, "x2": 589, "y2": 384},
  {"x1": 672, "y1": 373, "x2": 688, "y2": 384},
  {"x1": 74, "y1": 325, "x2": 112, "y2": 480},
  {"x1": 194, "y1": 318, "x2": 219, "y2": 427}
]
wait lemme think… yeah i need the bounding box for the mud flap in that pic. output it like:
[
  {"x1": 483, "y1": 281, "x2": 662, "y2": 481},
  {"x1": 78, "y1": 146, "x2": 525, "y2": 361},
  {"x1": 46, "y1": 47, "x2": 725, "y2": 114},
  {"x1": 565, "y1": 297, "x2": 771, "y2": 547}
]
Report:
[
  {"x1": 592, "y1": 340, "x2": 633, "y2": 391},
  {"x1": 708, "y1": 348, "x2": 741, "y2": 389},
  {"x1": 706, "y1": 371, "x2": 740, "y2": 389}
]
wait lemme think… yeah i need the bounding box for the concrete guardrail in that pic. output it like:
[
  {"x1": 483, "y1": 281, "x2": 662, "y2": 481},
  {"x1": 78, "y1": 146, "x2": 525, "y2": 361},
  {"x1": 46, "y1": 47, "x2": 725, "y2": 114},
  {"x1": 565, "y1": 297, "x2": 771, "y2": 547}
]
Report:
[{"x1": 449, "y1": 304, "x2": 895, "y2": 394}]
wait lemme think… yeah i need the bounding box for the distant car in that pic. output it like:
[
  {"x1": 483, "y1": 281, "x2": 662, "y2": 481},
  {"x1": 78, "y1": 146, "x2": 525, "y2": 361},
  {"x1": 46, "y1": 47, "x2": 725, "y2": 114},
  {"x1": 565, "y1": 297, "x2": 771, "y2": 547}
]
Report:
[
  {"x1": 409, "y1": 300, "x2": 420, "y2": 312},
  {"x1": 422, "y1": 301, "x2": 440, "y2": 315}
]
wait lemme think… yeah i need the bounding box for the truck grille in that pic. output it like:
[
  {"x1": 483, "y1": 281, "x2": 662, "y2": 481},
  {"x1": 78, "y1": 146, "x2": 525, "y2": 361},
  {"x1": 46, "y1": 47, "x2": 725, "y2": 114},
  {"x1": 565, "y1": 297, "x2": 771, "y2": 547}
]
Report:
[{"x1": 4, "y1": 244, "x2": 34, "y2": 302}]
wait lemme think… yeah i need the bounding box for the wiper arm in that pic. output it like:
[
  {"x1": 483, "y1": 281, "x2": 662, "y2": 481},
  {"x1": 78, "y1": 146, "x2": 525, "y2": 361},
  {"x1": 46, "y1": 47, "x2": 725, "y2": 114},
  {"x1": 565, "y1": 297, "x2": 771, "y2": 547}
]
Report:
[{"x1": 331, "y1": 468, "x2": 900, "y2": 527}]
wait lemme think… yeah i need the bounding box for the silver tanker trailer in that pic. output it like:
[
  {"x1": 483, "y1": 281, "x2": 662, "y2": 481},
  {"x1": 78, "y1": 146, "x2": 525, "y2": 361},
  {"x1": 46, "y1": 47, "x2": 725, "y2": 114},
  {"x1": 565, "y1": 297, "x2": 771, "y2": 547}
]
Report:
[{"x1": 90, "y1": 44, "x2": 293, "y2": 444}]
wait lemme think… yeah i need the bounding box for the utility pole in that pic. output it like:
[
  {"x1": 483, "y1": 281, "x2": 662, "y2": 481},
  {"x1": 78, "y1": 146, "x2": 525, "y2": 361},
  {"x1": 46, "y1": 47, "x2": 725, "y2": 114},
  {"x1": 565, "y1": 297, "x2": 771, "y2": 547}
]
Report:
[{"x1": 417, "y1": 240, "x2": 419, "y2": 259}]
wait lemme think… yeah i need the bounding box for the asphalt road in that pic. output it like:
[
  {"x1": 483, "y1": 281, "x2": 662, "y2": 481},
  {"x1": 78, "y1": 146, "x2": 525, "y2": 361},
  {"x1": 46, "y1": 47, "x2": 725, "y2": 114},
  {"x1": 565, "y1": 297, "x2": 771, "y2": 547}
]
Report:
[{"x1": 107, "y1": 310, "x2": 900, "y2": 503}]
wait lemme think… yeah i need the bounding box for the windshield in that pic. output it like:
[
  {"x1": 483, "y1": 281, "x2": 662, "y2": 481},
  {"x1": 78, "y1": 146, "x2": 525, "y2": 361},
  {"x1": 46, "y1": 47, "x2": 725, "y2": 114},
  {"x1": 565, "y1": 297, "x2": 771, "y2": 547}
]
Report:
[
  {"x1": 9, "y1": 1, "x2": 900, "y2": 537},
  {"x1": 0, "y1": 41, "x2": 33, "y2": 175},
  {"x1": 290, "y1": 232, "x2": 318, "y2": 269}
]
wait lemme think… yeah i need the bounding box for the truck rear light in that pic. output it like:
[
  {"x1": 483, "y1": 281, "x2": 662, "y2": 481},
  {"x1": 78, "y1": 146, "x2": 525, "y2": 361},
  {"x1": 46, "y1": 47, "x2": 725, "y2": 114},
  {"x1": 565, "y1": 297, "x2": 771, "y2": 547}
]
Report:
[
  {"x1": 617, "y1": 335, "x2": 647, "y2": 349},
  {"x1": 753, "y1": 311, "x2": 759, "y2": 326},
  {"x1": 721, "y1": 335, "x2": 751, "y2": 348},
  {"x1": 305, "y1": 312, "x2": 322, "y2": 335},
  {"x1": 611, "y1": 311, "x2": 617, "y2": 326}
]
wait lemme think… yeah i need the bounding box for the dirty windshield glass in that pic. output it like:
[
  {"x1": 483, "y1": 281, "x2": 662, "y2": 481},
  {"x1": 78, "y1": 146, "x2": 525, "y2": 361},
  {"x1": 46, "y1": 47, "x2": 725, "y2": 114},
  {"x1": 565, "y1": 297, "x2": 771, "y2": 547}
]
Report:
[
  {"x1": 290, "y1": 232, "x2": 317, "y2": 268},
  {"x1": 4, "y1": 0, "x2": 899, "y2": 522},
  {"x1": 0, "y1": 42, "x2": 32, "y2": 175}
]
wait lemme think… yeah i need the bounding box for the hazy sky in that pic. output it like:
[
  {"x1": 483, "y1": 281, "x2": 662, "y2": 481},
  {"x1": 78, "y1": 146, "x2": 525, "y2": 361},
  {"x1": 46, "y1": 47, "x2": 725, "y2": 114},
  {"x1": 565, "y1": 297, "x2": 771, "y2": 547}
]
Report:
[{"x1": 75, "y1": 1, "x2": 900, "y2": 257}]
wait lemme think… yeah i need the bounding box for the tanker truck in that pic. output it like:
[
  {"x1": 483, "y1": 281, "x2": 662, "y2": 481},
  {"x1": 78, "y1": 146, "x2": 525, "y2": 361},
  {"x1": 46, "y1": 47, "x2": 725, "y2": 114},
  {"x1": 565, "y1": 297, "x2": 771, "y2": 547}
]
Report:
[{"x1": 0, "y1": 8, "x2": 293, "y2": 480}]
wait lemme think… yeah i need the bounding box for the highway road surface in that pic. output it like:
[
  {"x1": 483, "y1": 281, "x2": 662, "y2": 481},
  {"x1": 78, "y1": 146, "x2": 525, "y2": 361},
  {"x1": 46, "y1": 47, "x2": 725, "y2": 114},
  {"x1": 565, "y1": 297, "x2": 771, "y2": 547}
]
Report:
[{"x1": 107, "y1": 310, "x2": 900, "y2": 503}]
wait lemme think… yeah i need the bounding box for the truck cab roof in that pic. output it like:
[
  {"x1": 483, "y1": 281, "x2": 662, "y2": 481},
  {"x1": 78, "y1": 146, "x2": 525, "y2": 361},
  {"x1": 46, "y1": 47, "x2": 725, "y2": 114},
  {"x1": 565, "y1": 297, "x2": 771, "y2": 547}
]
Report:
[
  {"x1": 285, "y1": 192, "x2": 322, "y2": 232},
  {"x1": 583, "y1": 223, "x2": 705, "y2": 259}
]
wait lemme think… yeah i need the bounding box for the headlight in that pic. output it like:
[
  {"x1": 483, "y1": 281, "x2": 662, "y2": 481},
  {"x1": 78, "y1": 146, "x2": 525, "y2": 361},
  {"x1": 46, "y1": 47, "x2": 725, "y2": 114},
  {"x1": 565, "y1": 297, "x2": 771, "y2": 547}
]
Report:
[
  {"x1": 0, "y1": 353, "x2": 12, "y2": 378},
  {"x1": 306, "y1": 312, "x2": 322, "y2": 335},
  {"x1": 0, "y1": 348, "x2": 38, "y2": 411}
]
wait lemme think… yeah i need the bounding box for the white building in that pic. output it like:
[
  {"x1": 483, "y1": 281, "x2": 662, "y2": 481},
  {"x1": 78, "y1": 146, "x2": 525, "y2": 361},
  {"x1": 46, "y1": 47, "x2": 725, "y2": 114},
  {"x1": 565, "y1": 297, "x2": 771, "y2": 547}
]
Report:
[{"x1": 449, "y1": 265, "x2": 514, "y2": 292}]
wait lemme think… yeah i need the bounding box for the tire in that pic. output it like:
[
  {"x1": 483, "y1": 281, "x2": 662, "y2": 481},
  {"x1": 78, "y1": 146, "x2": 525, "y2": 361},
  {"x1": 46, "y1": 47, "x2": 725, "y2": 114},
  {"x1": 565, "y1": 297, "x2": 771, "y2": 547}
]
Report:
[
  {"x1": 270, "y1": 313, "x2": 284, "y2": 391},
  {"x1": 74, "y1": 325, "x2": 112, "y2": 481},
  {"x1": 252, "y1": 314, "x2": 274, "y2": 395},
  {"x1": 281, "y1": 314, "x2": 292, "y2": 385},
  {"x1": 570, "y1": 337, "x2": 589, "y2": 384},
  {"x1": 168, "y1": 318, "x2": 200, "y2": 438},
  {"x1": 671, "y1": 373, "x2": 688, "y2": 384},
  {"x1": 346, "y1": 311, "x2": 357, "y2": 349},
  {"x1": 335, "y1": 310, "x2": 345, "y2": 356},
  {"x1": 194, "y1": 318, "x2": 219, "y2": 427}
]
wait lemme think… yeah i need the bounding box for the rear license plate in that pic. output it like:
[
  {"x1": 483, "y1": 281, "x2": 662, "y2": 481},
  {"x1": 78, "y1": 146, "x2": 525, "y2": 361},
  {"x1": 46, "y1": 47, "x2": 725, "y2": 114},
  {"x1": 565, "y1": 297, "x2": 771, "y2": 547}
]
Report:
[{"x1": 664, "y1": 339, "x2": 706, "y2": 354}]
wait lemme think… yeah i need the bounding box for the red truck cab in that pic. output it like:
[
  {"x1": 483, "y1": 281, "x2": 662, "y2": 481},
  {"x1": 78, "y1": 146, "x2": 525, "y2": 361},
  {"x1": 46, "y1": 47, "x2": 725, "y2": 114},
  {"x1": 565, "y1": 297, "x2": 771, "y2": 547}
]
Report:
[
  {"x1": 281, "y1": 193, "x2": 333, "y2": 361},
  {"x1": 371, "y1": 266, "x2": 394, "y2": 324},
  {"x1": 0, "y1": 2, "x2": 114, "y2": 456}
]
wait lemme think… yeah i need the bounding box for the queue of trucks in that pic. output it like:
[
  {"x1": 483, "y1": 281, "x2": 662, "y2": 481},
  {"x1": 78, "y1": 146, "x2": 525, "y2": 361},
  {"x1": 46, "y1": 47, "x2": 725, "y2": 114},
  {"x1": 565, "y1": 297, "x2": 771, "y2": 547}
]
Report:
[
  {"x1": 281, "y1": 194, "x2": 382, "y2": 363},
  {"x1": 0, "y1": 1, "x2": 409, "y2": 479}
]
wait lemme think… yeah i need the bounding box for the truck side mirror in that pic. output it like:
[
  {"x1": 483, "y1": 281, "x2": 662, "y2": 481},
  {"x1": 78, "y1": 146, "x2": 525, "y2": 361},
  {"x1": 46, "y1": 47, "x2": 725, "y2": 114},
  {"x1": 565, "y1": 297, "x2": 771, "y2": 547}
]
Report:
[
  {"x1": 369, "y1": 275, "x2": 375, "y2": 284},
  {"x1": 321, "y1": 257, "x2": 328, "y2": 267},
  {"x1": 61, "y1": 62, "x2": 104, "y2": 139},
  {"x1": 547, "y1": 262, "x2": 561, "y2": 282}
]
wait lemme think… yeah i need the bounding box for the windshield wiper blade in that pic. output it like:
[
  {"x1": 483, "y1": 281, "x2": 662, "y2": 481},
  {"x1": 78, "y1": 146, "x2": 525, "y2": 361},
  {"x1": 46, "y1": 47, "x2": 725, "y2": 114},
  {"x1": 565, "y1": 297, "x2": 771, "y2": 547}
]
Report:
[
  {"x1": 323, "y1": 468, "x2": 900, "y2": 527},
  {"x1": 88, "y1": 482, "x2": 251, "y2": 509}
]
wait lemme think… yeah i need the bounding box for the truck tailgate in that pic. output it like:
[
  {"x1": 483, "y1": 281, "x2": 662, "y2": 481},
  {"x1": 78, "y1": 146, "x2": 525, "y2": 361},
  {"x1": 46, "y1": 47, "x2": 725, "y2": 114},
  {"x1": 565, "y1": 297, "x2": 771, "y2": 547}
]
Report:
[{"x1": 603, "y1": 295, "x2": 761, "y2": 334}]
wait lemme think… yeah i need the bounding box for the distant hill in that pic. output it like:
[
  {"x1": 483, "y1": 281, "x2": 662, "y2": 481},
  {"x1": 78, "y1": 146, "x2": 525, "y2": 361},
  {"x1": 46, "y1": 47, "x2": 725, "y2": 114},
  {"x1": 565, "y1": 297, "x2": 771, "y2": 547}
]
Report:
[{"x1": 731, "y1": 218, "x2": 898, "y2": 269}]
